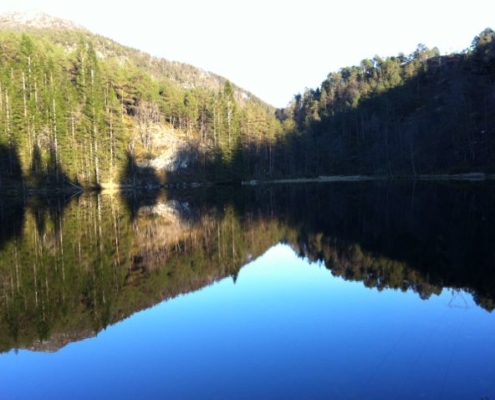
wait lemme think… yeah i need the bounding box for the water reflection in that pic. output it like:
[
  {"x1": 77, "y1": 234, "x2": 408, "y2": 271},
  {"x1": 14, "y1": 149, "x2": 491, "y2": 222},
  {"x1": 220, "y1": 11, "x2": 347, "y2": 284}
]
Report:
[
  {"x1": 0, "y1": 181, "x2": 494, "y2": 356},
  {"x1": 0, "y1": 196, "x2": 24, "y2": 251},
  {"x1": 1, "y1": 244, "x2": 494, "y2": 400}
]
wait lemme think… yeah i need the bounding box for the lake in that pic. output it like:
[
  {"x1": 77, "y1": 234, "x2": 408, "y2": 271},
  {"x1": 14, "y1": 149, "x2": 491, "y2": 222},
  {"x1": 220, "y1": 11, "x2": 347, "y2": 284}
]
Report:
[{"x1": 0, "y1": 181, "x2": 494, "y2": 399}]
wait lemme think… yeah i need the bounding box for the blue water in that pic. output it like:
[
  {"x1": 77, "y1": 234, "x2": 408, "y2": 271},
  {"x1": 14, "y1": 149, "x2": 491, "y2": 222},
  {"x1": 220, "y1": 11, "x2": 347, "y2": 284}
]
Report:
[{"x1": 1, "y1": 244, "x2": 494, "y2": 400}]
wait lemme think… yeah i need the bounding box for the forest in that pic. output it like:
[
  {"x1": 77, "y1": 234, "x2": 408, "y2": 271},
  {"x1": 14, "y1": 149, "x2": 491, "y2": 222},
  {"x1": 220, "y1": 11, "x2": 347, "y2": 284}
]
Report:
[
  {"x1": 273, "y1": 30, "x2": 495, "y2": 177},
  {"x1": 0, "y1": 25, "x2": 281, "y2": 189},
  {"x1": 0, "y1": 20, "x2": 494, "y2": 189}
]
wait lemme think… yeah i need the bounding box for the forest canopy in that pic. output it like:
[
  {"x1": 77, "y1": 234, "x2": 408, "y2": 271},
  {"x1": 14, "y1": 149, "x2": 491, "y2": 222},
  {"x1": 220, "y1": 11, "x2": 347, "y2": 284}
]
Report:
[
  {"x1": 0, "y1": 22, "x2": 494, "y2": 189},
  {"x1": 0, "y1": 28, "x2": 281, "y2": 188}
]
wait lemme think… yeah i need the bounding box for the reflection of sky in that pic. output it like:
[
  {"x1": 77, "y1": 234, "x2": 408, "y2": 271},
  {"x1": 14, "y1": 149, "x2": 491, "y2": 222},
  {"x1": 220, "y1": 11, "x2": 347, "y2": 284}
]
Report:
[{"x1": 1, "y1": 244, "x2": 494, "y2": 400}]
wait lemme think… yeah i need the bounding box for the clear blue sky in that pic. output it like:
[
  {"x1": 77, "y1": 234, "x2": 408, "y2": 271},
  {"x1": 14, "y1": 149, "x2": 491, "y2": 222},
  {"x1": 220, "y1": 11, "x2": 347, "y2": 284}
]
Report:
[{"x1": 1, "y1": 0, "x2": 494, "y2": 107}]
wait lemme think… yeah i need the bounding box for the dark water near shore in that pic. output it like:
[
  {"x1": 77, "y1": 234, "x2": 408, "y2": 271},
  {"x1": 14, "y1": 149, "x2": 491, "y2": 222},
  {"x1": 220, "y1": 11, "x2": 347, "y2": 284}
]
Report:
[{"x1": 0, "y1": 181, "x2": 494, "y2": 399}]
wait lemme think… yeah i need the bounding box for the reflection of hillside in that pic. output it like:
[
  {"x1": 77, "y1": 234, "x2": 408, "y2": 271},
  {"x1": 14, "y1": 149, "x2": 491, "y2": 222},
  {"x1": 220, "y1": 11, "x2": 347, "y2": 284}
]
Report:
[
  {"x1": 0, "y1": 182, "x2": 494, "y2": 354},
  {"x1": 132, "y1": 199, "x2": 204, "y2": 267},
  {"x1": 0, "y1": 193, "x2": 290, "y2": 353},
  {"x1": 273, "y1": 182, "x2": 495, "y2": 311},
  {"x1": 127, "y1": 195, "x2": 291, "y2": 298}
]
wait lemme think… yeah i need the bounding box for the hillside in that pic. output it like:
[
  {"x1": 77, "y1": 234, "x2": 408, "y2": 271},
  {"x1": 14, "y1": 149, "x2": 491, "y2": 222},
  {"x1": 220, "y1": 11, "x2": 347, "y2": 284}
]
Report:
[
  {"x1": 0, "y1": 11, "x2": 88, "y2": 31},
  {"x1": 0, "y1": 13, "x2": 494, "y2": 190},
  {"x1": 0, "y1": 12, "x2": 267, "y2": 98},
  {"x1": 0, "y1": 12, "x2": 281, "y2": 189},
  {"x1": 271, "y1": 30, "x2": 495, "y2": 177}
]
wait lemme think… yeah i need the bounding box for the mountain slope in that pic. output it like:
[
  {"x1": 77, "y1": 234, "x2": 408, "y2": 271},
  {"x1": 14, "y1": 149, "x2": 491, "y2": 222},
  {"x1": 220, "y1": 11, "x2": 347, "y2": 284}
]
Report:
[
  {"x1": 272, "y1": 30, "x2": 495, "y2": 177},
  {"x1": 0, "y1": 11, "x2": 88, "y2": 32},
  {"x1": 0, "y1": 12, "x2": 282, "y2": 189},
  {"x1": 0, "y1": 11, "x2": 254, "y2": 96}
]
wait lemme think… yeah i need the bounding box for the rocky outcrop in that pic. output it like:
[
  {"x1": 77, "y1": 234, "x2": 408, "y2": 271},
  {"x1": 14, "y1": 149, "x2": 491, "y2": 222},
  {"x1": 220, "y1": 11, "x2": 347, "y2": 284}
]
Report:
[
  {"x1": 134, "y1": 123, "x2": 200, "y2": 174},
  {"x1": 0, "y1": 11, "x2": 88, "y2": 31}
]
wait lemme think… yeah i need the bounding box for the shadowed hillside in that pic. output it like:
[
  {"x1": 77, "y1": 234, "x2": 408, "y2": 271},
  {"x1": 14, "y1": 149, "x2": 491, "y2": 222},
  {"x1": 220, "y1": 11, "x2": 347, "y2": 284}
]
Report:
[{"x1": 267, "y1": 30, "x2": 495, "y2": 178}]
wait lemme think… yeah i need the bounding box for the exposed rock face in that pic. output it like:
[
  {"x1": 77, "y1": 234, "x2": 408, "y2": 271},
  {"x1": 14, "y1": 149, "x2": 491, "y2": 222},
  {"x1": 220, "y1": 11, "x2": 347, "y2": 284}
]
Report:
[
  {"x1": 134, "y1": 124, "x2": 200, "y2": 174},
  {"x1": 0, "y1": 11, "x2": 88, "y2": 31},
  {"x1": 139, "y1": 146, "x2": 198, "y2": 173}
]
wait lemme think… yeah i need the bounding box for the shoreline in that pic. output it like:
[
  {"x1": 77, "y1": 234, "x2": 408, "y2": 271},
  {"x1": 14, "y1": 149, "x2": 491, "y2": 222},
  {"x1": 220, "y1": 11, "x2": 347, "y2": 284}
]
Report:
[
  {"x1": 242, "y1": 172, "x2": 495, "y2": 186},
  {"x1": 1, "y1": 173, "x2": 494, "y2": 194}
]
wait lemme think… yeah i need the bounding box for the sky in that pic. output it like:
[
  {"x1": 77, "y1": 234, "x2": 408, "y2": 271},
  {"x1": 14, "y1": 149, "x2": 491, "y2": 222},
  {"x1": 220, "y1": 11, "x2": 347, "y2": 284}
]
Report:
[{"x1": 0, "y1": 1, "x2": 494, "y2": 108}]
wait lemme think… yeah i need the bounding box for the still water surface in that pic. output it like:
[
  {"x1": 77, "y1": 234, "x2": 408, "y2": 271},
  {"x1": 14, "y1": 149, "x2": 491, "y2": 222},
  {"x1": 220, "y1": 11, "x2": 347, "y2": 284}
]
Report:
[{"x1": 0, "y1": 182, "x2": 494, "y2": 399}]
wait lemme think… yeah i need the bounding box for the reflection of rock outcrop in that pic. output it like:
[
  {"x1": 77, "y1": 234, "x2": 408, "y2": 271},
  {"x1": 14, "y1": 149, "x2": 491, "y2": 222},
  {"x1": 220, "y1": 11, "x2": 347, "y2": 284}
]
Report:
[
  {"x1": 127, "y1": 196, "x2": 278, "y2": 295},
  {"x1": 137, "y1": 199, "x2": 196, "y2": 222},
  {"x1": 23, "y1": 330, "x2": 96, "y2": 353}
]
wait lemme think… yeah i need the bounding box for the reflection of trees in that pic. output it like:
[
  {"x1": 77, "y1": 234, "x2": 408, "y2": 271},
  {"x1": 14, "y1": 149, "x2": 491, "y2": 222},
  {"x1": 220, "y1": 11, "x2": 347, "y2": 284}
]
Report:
[
  {"x1": 0, "y1": 181, "x2": 494, "y2": 353},
  {"x1": 0, "y1": 197, "x2": 25, "y2": 251},
  {"x1": 272, "y1": 182, "x2": 495, "y2": 311},
  {"x1": 0, "y1": 191, "x2": 289, "y2": 353},
  {"x1": 0, "y1": 194, "x2": 128, "y2": 352},
  {"x1": 0, "y1": 143, "x2": 23, "y2": 189},
  {"x1": 315, "y1": 241, "x2": 442, "y2": 299},
  {"x1": 0, "y1": 143, "x2": 27, "y2": 254}
]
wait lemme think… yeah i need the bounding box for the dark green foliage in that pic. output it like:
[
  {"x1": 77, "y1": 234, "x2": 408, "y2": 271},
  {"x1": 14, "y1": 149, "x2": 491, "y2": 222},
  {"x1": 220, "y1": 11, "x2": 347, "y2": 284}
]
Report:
[
  {"x1": 471, "y1": 28, "x2": 495, "y2": 74},
  {"x1": 270, "y1": 35, "x2": 495, "y2": 178},
  {"x1": 8, "y1": 25, "x2": 493, "y2": 184}
]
